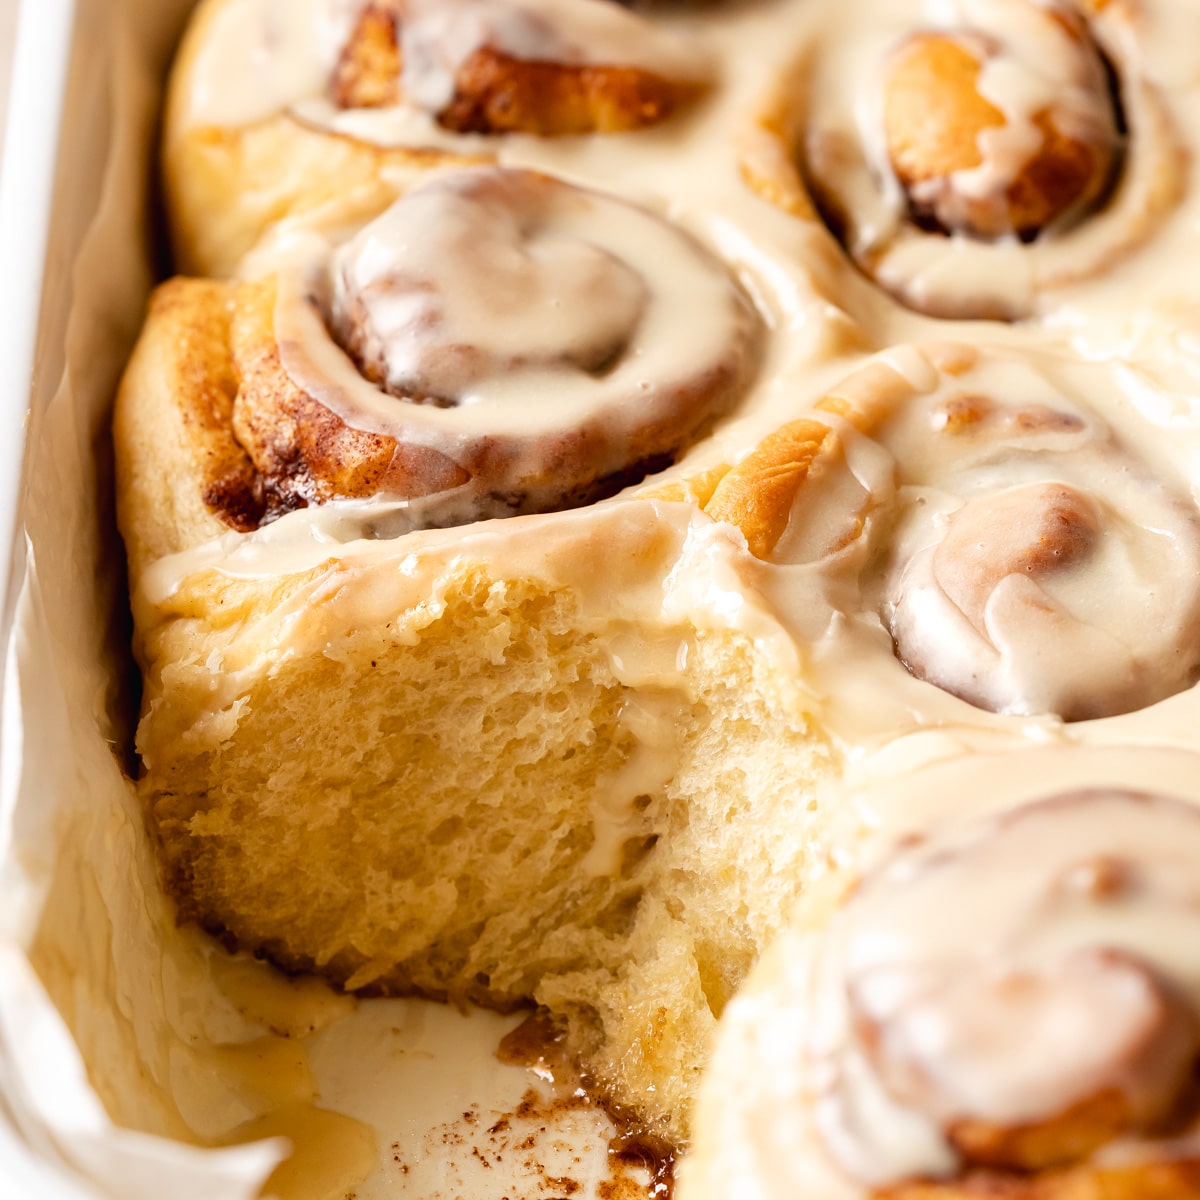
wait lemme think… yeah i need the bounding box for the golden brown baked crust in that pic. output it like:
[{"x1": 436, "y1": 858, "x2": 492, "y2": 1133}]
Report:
[
  {"x1": 228, "y1": 277, "x2": 472, "y2": 507},
  {"x1": 646, "y1": 345, "x2": 977, "y2": 562},
  {"x1": 333, "y1": 3, "x2": 404, "y2": 109},
  {"x1": 113, "y1": 278, "x2": 255, "y2": 571},
  {"x1": 702, "y1": 420, "x2": 838, "y2": 561},
  {"x1": 737, "y1": 0, "x2": 1186, "y2": 322},
  {"x1": 164, "y1": 0, "x2": 708, "y2": 277},
  {"x1": 445, "y1": 51, "x2": 695, "y2": 135},
  {"x1": 162, "y1": 113, "x2": 479, "y2": 280},
  {"x1": 162, "y1": 0, "x2": 484, "y2": 277},
  {"x1": 334, "y1": 0, "x2": 700, "y2": 134},
  {"x1": 881, "y1": 23, "x2": 1116, "y2": 241}
]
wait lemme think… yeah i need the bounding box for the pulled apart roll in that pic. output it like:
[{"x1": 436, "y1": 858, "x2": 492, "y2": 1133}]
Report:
[
  {"x1": 743, "y1": 0, "x2": 1183, "y2": 320},
  {"x1": 684, "y1": 774, "x2": 1200, "y2": 1200},
  {"x1": 120, "y1": 165, "x2": 760, "y2": 560},
  {"x1": 656, "y1": 342, "x2": 1200, "y2": 721},
  {"x1": 119, "y1": 0, "x2": 1200, "y2": 1179},
  {"x1": 115, "y1": 163, "x2": 823, "y2": 1144},
  {"x1": 165, "y1": 0, "x2": 710, "y2": 275}
]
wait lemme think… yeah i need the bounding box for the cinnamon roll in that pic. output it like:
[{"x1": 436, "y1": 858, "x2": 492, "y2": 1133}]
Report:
[
  {"x1": 118, "y1": 165, "x2": 760, "y2": 567},
  {"x1": 165, "y1": 0, "x2": 710, "y2": 275},
  {"x1": 684, "y1": 776, "x2": 1200, "y2": 1200},
  {"x1": 663, "y1": 342, "x2": 1200, "y2": 720},
  {"x1": 115, "y1": 157, "x2": 827, "y2": 1147},
  {"x1": 743, "y1": 0, "x2": 1185, "y2": 321}
]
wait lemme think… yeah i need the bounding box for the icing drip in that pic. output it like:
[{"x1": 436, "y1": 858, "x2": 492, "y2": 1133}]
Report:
[
  {"x1": 795, "y1": 0, "x2": 1178, "y2": 320},
  {"x1": 882, "y1": 1, "x2": 1120, "y2": 239},
  {"x1": 730, "y1": 344, "x2": 1200, "y2": 723},
  {"x1": 394, "y1": 0, "x2": 709, "y2": 111}
]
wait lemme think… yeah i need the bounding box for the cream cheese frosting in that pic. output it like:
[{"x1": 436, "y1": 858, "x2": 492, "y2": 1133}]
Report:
[
  {"x1": 174, "y1": 0, "x2": 710, "y2": 132},
  {"x1": 800, "y1": 0, "x2": 1186, "y2": 320},
  {"x1": 226, "y1": 163, "x2": 762, "y2": 527},
  {"x1": 318, "y1": 167, "x2": 758, "y2": 430},
  {"x1": 813, "y1": 789, "x2": 1200, "y2": 1184},
  {"x1": 880, "y1": 0, "x2": 1121, "y2": 238}
]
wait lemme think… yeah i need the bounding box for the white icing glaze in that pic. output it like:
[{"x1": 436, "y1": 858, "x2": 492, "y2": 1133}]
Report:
[
  {"x1": 735, "y1": 343, "x2": 1200, "y2": 724},
  {"x1": 317, "y1": 166, "x2": 750, "y2": 426},
  {"x1": 874, "y1": 362, "x2": 1200, "y2": 720},
  {"x1": 171, "y1": 0, "x2": 1200, "y2": 343},
  {"x1": 174, "y1": 0, "x2": 710, "y2": 133},
  {"x1": 240, "y1": 165, "x2": 761, "y2": 523},
  {"x1": 396, "y1": 0, "x2": 711, "y2": 112},
  {"x1": 684, "y1": 746, "x2": 1200, "y2": 1200},
  {"x1": 134, "y1": 499, "x2": 804, "y2": 769},
  {"x1": 813, "y1": 789, "x2": 1200, "y2": 1184},
  {"x1": 331, "y1": 171, "x2": 649, "y2": 399},
  {"x1": 173, "y1": 0, "x2": 355, "y2": 129},
  {"x1": 803, "y1": 0, "x2": 1185, "y2": 320},
  {"x1": 917, "y1": 1, "x2": 1117, "y2": 210},
  {"x1": 579, "y1": 690, "x2": 686, "y2": 878}
]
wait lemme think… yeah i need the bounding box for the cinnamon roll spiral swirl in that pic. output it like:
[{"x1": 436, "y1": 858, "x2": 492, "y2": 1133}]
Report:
[
  {"x1": 743, "y1": 0, "x2": 1184, "y2": 321},
  {"x1": 825, "y1": 790, "x2": 1200, "y2": 1183},
  {"x1": 119, "y1": 166, "x2": 760, "y2": 561},
  {"x1": 664, "y1": 342, "x2": 1200, "y2": 720},
  {"x1": 687, "y1": 785, "x2": 1200, "y2": 1199}
]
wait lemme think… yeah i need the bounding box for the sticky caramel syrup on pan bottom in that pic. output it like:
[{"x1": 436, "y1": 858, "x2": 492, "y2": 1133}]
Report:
[{"x1": 498, "y1": 1010, "x2": 676, "y2": 1199}]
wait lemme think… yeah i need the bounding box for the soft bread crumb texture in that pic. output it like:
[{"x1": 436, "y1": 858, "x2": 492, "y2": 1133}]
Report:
[{"x1": 134, "y1": 565, "x2": 833, "y2": 1142}]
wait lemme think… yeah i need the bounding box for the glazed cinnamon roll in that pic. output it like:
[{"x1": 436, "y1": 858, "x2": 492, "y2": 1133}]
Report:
[
  {"x1": 118, "y1": 165, "x2": 760, "y2": 566},
  {"x1": 743, "y1": 0, "x2": 1184, "y2": 321},
  {"x1": 664, "y1": 342, "x2": 1200, "y2": 720},
  {"x1": 864, "y1": 357, "x2": 1200, "y2": 720},
  {"x1": 117, "y1": 179, "x2": 818, "y2": 1155},
  {"x1": 165, "y1": 0, "x2": 710, "y2": 275},
  {"x1": 684, "y1": 781, "x2": 1200, "y2": 1200}
]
